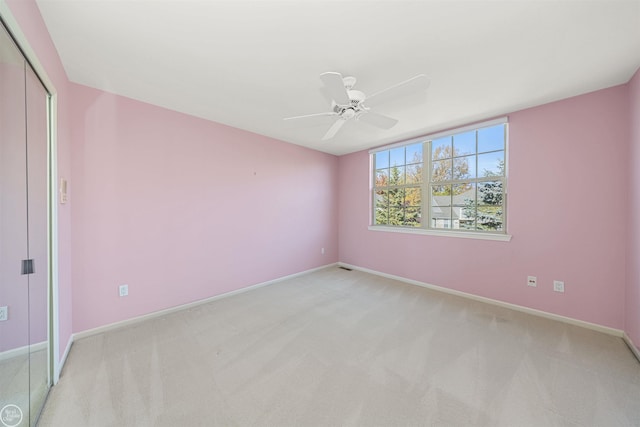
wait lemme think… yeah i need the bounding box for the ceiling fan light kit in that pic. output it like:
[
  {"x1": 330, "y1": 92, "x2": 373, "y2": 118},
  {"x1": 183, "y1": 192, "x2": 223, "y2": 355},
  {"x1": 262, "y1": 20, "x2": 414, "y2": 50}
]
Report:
[{"x1": 284, "y1": 72, "x2": 429, "y2": 141}]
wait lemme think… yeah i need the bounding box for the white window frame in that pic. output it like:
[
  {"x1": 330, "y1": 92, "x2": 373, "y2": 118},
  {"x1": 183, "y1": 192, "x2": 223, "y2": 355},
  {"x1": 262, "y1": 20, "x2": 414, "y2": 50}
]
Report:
[{"x1": 369, "y1": 117, "x2": 511, "y2": 242}]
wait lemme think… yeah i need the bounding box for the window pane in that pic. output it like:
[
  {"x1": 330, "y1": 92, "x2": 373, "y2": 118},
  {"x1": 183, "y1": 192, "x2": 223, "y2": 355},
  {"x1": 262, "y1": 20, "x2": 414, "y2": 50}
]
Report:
[
  {"x1": 453, "y1": 131, "x2": 475, "y2": 156},
  {"x1": 459, "y1": 209, "x2": 476, "y2": 230},
  {"x1": 477, "y1": 205, "x2": 503, "y2": 231},
  {"x1": 431, "y1": 185, "x2": 451, "y2": 229},
  {"x1": 406, "y1": 164, "x2": 422, "y2": 184},
  {"x1": 457, "y1": 184, "x2": 476, "y2": 229},
  {"x1": 392, "y1": 188, "x2": 405, "y2": 204},
  {"x1": 478, "y1": 125, "x2": 505, "y2": 153},
  {"x1": 431, "y1": 204, "x2": 451, "y2": 217},
  {"x1": 375, "y1": 151, "x2": 389, "y2": 169},
  {"x1": 404, "y1": 207, "x2": 421, "y2": 227},
  {"x1": 431, "y1": 205, "x2": 452, "y2": 229},
  {"x1": 388, "y1": 165, "x2": 405, "y2": 185},
  {"x1": 452, "y1": 206, "x2": 464, "y2": 222},
  {"x1": 375, "y1": 168, "x2": 388, "y2": 187},
  {"x1": 374, "y1": 189, "x2": 388, "y2": 225},
  {"x1": 459, "y1": 220, "x2": 475, "y2": 230},
  {"x1": 387, "y1": 188, "x2": 405, "y2": 225},
  {"x1": 406, "y1": 143, "x2": 423, "y2": 164},
  {"x1": 431, "y1": 184, "x2": 452, "y2": 198},
  {"x1": 452, "y1": 183, "x2": 474, "y2": 200},
  {"x1": 453, "y1": 155, "x2": 474, "y2": 180},
  {"x1": 388, "y1": 208, "x2": 404, "y2": 225},
  {"x1": 405, "y1": 187, "x2": 421, "y2": 207},
  {"x1": 478, "y1": 151, "x2": 504, "y2": 177},
  {"x1": 390, "y1": 147, "x2": 405, "y2": 166},
  {"x1": 477, "y1": 181, "x2": 503, "y2": 206},
  {"x1": 432, "y1": 159, "x2": 452, "y2": 182},
  {"x1": 432, "y1": 136, "x2": 451, "y2": 160}
]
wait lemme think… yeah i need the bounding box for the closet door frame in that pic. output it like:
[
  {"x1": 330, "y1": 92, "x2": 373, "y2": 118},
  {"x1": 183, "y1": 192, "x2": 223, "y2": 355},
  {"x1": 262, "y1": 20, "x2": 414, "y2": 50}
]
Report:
[{"x1": 0, "y1": 3, "x2": 61, "y2": 384}]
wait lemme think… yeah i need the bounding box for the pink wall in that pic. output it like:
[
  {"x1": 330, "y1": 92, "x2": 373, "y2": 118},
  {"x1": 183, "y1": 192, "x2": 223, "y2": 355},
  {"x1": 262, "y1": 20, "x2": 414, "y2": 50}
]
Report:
[
  {"x1": 627, "y1": 68, "x2": 640, "y2": 347},
  {"x1": 5, "y1": 0, "x2": 639, "y2": 361},
  {"x1": 70, "y1": 84, "x2": 338, "y2": 332},
  {"x1": 26, "y1": 64, "x2": 50, "y2": 347},
  {"x1": 6, "y1": 0, "x2": 74, "y2": 361},
  {"x1": 339, "y1": 85, "x2": 630, "y2": 329},
  {"x1": 0, "y1": 58, "x2": 30, "y2": 352}
]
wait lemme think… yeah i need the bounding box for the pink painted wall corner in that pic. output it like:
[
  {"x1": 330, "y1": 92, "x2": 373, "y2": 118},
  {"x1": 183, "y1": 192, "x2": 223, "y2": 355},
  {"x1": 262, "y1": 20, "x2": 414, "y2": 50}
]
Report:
[{"x1": 339, "y1": 85, "x2": 630, "y2": 330}]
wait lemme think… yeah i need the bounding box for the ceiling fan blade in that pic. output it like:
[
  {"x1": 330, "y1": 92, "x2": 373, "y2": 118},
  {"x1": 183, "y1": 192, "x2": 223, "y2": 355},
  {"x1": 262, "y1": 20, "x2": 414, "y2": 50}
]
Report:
[
  {"x1": 322, "y1": 118, "x2": 346, "y2": 140},
  {"x1": 283, "y1": 112, "x2": 337, "y2": 121},
  {"x1": 358, "y1": 111, "x2": 399, "y2": 129},
  {"x1": 365, "y1": 74, "x2": 429, "y2": 108},
  {"x1": 319, "y1": 86, "x2": 334, "y2": 104},
  {"x1": 320, "y1": 72, "x2": 350, "y2": 105}
]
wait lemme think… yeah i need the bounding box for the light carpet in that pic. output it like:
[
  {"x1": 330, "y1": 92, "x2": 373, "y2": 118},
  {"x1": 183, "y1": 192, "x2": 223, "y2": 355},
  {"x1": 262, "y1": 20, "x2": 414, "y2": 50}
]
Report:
[
  {"x1": 1, "y1": 348, "x2": 49, "y2": 426},
  {"x1": 37, "y1": 267, "x2": 640, "y2": 426}
]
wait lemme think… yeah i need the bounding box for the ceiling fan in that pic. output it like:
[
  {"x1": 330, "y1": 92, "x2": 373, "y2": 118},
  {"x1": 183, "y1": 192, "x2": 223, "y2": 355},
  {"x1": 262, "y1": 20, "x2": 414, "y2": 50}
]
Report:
[{"x1": 284, "y1": 72, "x2": 429, "y2": 140}]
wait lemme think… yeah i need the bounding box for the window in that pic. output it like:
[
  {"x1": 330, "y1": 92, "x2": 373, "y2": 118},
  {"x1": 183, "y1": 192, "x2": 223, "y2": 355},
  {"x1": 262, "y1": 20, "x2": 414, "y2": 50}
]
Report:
[
  {"x1": 372, "y1": 118, "x2": 507, "y2": 235},
  {"x1": 374, "y1": 142, "x2": 423, "y2": 227}
]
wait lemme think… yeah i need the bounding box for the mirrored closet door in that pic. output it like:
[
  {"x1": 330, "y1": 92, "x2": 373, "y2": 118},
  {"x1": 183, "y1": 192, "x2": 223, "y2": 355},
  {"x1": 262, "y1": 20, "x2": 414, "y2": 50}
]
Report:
[{"x1": 0, "y1": 19, "x2": 50, "y2": 427}]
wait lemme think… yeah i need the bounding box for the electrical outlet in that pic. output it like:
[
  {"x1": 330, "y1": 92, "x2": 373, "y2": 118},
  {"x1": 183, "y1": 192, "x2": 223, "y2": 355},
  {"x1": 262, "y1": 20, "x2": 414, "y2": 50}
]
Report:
[
  {"x1": 0, "y1": 306, "x2": 8, "y2": 321},
  {"x1": 553, "y1": 280, "x2": 565, "y2": 293},
  {"x1": 321, "y1": 247, "x2": 325, "y2": 255},
  {"x1": 119, "y1": 284, "x2": 129, "y2": 297},
  {"x1": 527, "y1": 276, "x2": 537, "y2": 287}
]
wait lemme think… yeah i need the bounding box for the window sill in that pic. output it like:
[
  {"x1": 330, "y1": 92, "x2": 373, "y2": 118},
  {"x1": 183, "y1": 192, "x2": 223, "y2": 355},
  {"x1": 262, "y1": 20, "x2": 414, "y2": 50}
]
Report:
[{"x1": 368, "y1": 226, "x2": 512, "y2": 242}]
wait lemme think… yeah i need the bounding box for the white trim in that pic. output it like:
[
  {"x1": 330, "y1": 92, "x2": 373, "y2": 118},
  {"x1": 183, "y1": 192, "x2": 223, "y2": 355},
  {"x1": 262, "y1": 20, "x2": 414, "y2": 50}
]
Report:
[
  {"x1": 368, "y1": 134, "x2": 430, "y2": 154},
  {"x1": 0, "y1": 341, "x2": 47, "y2": 362},
  {"x1": 0, "y1": 2, "x2": 60, "y2": 385},
  {"x1": 0, "y1": 2, "x2": 56, "y2": 93},
  {"x1": 49, "y1": 93, "x2": 60, "y2": 384},
  {"x1": 422, "y1": 116, "x2": 508, "y2": 144},
  {"x1": 368, "y1": 225, "x2": 512, "y2": 241},
  {"x1": 56, "y1": 335, "x2": 73, "y2": 379},
  {"x1": 73, "y1": 263, "x2": 338, "y2": 340},
  {"x1": 369, "y1": 116, "x2": 508, "y2": 154},
  {"x1": 623, "y1": 332, "x2": 640, "y2": 363},
  {"x1": 338, "y1": 262, "x2": 624, "y2": 337}
]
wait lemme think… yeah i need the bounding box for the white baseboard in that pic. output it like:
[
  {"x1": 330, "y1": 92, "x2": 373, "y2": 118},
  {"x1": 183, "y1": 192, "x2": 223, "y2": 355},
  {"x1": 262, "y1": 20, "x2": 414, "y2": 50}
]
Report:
[
  {"x1": 338, "y1": 262, "x2": 625, "y2": 338},
  {"x1": 56, "y1": 261, "x2": 640, "y2": 377},
  {"x1": 0, "y1": 341, "x2": 47, "y2": 362},
  {"x1": 623, "y1": 332, "x2": 640, "y2": 363},
  {"x1": 73, "y1": 263, "x2": 337, "y2": 341},
  {"x1": 54, "y1": 336, "x2": 73, "y2": 384}
]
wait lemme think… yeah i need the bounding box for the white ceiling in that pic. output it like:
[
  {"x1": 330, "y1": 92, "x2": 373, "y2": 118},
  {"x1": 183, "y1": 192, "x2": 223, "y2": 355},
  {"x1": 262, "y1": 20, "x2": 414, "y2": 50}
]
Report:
[{"x1": 36, "y1": 0, "x2": 640, "y2": 156}]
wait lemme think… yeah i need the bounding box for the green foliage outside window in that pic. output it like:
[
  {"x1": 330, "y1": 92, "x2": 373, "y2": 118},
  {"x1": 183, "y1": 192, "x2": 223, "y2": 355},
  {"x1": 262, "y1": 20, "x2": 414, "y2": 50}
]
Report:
[{"x1": 461, "y1": 160, "x2": 505, "y2": 231}]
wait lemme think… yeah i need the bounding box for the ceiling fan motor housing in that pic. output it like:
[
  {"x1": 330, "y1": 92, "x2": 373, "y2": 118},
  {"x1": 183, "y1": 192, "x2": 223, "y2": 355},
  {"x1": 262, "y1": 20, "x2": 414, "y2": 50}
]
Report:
[
  {"x1": 348, "y1": 90, "x2": 365, "y2": 106},
  {"x1": 331, "y1": 89, "x2": 366, "y2": 120}
]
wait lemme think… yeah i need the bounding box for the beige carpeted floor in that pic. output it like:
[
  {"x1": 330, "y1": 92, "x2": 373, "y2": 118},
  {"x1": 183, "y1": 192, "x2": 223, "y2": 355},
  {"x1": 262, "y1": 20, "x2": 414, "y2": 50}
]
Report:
[
  {"x1": 37, "y1": 267, "x2": 640, "y2": 426},
  {"x1": 1, "y1": 348, "x2": 49, "y2": 426}
]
